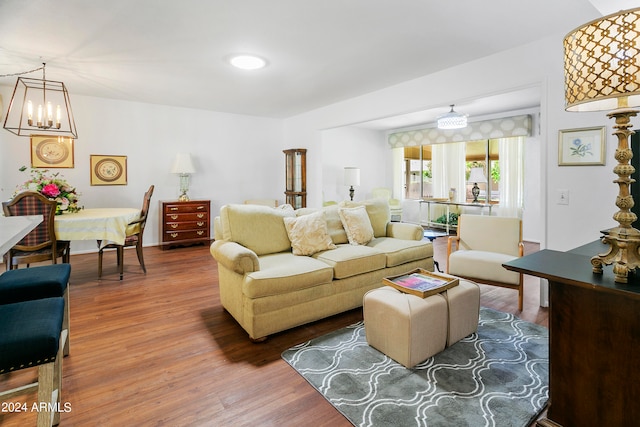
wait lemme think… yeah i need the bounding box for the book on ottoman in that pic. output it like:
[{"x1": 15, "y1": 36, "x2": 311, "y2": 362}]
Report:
[{"x1": 383, "y1": 268, "x2": 458, "y2": 298}]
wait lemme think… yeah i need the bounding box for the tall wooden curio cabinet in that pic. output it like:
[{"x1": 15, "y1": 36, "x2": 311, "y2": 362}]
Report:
[{"x1": 284, "y1": 148, "x2": 306, "y2": 209}]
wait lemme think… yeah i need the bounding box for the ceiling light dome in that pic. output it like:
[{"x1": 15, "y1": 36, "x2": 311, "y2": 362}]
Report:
[
  {"x1": 229, "y1": 54, "x2": 267, "y2": 70},
  {"x1": 437, "y1": 104, "x2": 468, "y2": 130}
]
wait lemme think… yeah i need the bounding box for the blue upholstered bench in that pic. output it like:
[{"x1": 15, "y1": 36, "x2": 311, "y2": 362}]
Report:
[
  {"x1": 0, "y1": 264, "x2": 71, "y2": 356},
  {"x1": 0, "y1": 297, "x2": 66, "y2": 426}
]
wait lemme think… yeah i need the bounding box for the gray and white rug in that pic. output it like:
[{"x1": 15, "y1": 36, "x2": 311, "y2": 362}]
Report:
[{"x1": 282, "y1": 307, "x2": 548, "y2": 427}]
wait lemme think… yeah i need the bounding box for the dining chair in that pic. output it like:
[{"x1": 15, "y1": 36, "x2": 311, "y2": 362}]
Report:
[
  {"x1": 2, "y1": 191, "x2": 70, "y2": 271},
  {"x1": 98, "y1": 185, "x2": 154, "y2": 280}
]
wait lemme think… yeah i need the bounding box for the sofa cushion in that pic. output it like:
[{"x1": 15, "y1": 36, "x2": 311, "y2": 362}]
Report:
[
  {"x1": 221, "y1": 204, "x2": 294, "y2": 256},
  {"x1": 341, "y1": 198, "x2": 390, "y2": 237},
  {"x1": 243, "y1": 253, "x2": 334, "y2": 298},
  {"x1": 284, "y1": 211, "x2": 336, "y2": 256},
  {"x1": 366, "y1": 237, "x2": 434, "y2": 267},
  {"x1": 339, "y1": 205, "x2": 374, "y2": 245},
  {"x1": 448, "y1": 250, "x2": 520, "y2": 285},
  {"x1": 313, "y1": 244, "x2": 386, "y2": 279}
]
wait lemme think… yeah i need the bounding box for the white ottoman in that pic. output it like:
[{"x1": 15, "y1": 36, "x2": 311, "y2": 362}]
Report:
[
  {"x1": 363, "y1": 286, "x2": 448, "y2": 368},
  {"x1": 444, "y1": 279, "x2": 480, "y2": 346}
]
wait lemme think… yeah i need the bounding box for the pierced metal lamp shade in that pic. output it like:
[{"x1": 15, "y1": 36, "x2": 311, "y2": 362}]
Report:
[{"x1": 564, "y1": 8, "x2": 640, "y2": 112}]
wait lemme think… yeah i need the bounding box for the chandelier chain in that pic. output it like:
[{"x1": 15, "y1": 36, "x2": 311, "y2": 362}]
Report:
[{"x1": 0, "y1": 64, "x2": 45, "y2": 78}]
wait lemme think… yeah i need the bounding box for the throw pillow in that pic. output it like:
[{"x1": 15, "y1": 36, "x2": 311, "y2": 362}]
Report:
[
  {"x1": 283, "y1": 211, "x2": 336, "y2": 256},
  {"x1": 338, "y1": 205, "x2": 374, "y2": 245}
]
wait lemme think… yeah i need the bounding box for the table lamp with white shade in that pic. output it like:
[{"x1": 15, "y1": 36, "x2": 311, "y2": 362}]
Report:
[
  {"x1": 468, "y1": 167, "x2": 487, "y2": 203},
  {"x1": 344, "y1": 167, "x2": 360, "y2": 201},
  {"x1": 171, "y1": 153, "x2": 195, "y2": 202}
]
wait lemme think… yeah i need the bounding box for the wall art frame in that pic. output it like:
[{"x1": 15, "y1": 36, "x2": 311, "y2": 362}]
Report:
[
  {"x1": 30, "y1": 135, "x2": 74, "y2": 168},
  {"x1": 558, "y1": 126, "x2": 606, "y2": 166},
  {"x1": 90, "y1": 155, "x2": 128, "y2": 185}
]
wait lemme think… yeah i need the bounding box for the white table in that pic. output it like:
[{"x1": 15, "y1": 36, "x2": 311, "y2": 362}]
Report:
[
  {"x1": 54, "y1": 208, "x2": 141, "y2": 247},
  {"x1": 0, "y1": 215, "x2": 43, "y2": 258}
]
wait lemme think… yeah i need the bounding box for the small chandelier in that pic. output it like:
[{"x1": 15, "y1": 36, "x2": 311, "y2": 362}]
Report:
[
  {"x1": 3, "y1": 63, "x2": 78, "y2": 138},
  {"x1": 437, "y1": 104, "x2": 468, "y2": 130}
]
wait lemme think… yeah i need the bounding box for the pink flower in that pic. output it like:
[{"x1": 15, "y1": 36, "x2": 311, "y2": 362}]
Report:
[{"x1": 41, "y1": 183, "x2": 61, "y2": 198}]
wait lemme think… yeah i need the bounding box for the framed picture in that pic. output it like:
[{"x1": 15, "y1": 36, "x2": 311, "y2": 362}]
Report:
[
  {"x1": 90, "y1": 155, "x2": 128, "y2": 185},
  {"x1": 558, "y1": 127, "x2": 606, "y2": 166},
  {"x1": 30, "y1": 135, "x2": 74, "y2": 168}
]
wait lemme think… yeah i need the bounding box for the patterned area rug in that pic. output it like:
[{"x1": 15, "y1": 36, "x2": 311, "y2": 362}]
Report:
[{"x1": 282, "y1": 307, "x2": 548, "y2": 427}]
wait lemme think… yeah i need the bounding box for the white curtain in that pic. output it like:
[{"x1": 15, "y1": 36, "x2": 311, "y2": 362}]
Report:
[
  {"x1": 392, "y1": 147, "x2": 404, "y2": 200},
  {"x1": 498, "y1": 137, "x2": 524, "y2": 217},
  {"x1": 432, "y1": 142, "x2": 466, "y2": 202}
]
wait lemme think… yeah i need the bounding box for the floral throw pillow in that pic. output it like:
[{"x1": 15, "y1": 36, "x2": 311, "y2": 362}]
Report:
[
  {"x1": 338, "y1": 205, "x2": 374, "y2": 245},
  {"x1": 283, "y1": 211, "x2": 337, "y2": 256}
]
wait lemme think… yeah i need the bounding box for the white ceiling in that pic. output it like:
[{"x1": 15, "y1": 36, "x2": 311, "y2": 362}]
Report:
[{"x1": 0, "y1": 0, "x2": 634, "y2": 130}]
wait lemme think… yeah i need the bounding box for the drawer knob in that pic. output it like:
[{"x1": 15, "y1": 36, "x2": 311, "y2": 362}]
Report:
[
  {"x1": 197, "y1": 222, "x2": 204, "y2": 227},
  {"x1": 197, "y1": 206, "x2": 204, "y2": 210},
  {"x1": 171, "y1": 215, "x2": 178, "y2": 220},
  {"x1": 170, "y1": 233, "x2": 178, "y2": 238},
  {"x1": 170, "y1": 207, "x2": 178, "y2": 211},
  {"x1": 170, "y1": 223, "x2": 178, "y2": 229},
  {"x1": 197, "y1": 213, "x2": 204, "y2": 218},
  {"x1": 197, "y1": 230, "x2": 204, "y2": 236}
]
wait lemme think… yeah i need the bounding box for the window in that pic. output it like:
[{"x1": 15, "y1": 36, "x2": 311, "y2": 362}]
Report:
[{"x1": 403, "y1": 139, "x2": 510, "y2": 203}]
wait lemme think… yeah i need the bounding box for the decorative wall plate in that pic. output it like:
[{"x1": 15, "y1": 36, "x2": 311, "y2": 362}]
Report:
[
  {"x1": 30, "y1": 135, "x2": 74, "y2": 168},
  {"x1": 95, "y1": 158, "x2": 123, "y2": 182},
  {"x1": 90, "y1": 155, "x2": 128, "y2": 185}
]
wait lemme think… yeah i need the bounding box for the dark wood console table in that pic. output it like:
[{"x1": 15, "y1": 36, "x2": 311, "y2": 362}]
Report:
[{"x1": 503, "y1": 240, "x2": 640, "y2": 427}]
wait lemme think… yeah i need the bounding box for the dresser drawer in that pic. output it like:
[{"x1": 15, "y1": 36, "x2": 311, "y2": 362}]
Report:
[
  {"x1": 164, "y1": 212, "x2": 208, "y2": 222},
  {"x1": 163, "y1": 203, "x2": 208, "y2": 214},
  {"x1": 164, "y1": 220, "x2": 208, "y2": 231},
  {"x1": 163, "y1": 229, "x2": 209, "y2": 241}
]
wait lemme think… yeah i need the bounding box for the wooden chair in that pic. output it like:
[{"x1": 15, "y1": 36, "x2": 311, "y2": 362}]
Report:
[
  {"x1": 2, "y1": 191, "x2": 70, "y2": 271},
  {"x1": 98, "y1": 185, "x2": 154, "y2": 280},
  {"x1": 446, "y1": 214, "x2": 525, "y2": 310}
]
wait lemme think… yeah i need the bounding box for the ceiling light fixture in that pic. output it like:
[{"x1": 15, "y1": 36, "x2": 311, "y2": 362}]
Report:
[
  {"x1": 437, "y1": 104, "x2": 468, "y2": 130},
  {"x1": 229, "y1": 54, "x2": 267, "y2": 70},
  {"x1": 2, "y1": 63, "x2": 78, "y2": 138}
]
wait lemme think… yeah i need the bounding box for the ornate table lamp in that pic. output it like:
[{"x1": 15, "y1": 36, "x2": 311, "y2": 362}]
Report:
[
  {"x1": 564, "y1": 7, "x2": 640, "y2": 283},
  {"x1": 344, "y1": 167, "x2": 360, "y2": 201},
  {"x1": 468, "y1": 167, "x2": 487, "y2": 203},
  {"x1": 171, "y1": 153, "x2": 196, "y2": 201}
]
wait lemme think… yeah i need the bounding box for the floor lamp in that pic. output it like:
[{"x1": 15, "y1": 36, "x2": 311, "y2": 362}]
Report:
[{"x1": 564, "y1": 7, "x2": 640, "y2": 283}]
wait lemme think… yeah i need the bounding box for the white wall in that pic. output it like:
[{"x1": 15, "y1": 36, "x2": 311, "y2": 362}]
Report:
[
  {"x1": 320, "y1": 127, "x2": 390, "y2": 203},
  {"x1": 1, "y1": 87, "x2": 284, "y2": 253}
]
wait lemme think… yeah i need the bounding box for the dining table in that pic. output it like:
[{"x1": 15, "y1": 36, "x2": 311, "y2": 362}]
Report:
[{"x1": 54, "y1": 207, "x2": 141, "y2": 248}]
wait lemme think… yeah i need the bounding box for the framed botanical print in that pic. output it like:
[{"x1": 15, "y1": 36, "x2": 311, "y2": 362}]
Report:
[
  {"x1": 558, "y1": 126, "x2": 606, "y2": 166},
  {"x1": 90, "y1": 155, "x2": 128, "y2": 185},
  {"x1": 30, "y1": 135, "x2": 74, "y2": 168}
]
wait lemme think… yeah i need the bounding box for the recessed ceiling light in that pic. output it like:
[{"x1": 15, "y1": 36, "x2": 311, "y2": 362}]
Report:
[{"x1": 229, "y1": 54, "x2": 267, "y2": 70}]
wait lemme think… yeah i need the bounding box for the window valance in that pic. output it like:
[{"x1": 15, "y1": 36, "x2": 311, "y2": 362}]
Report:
[{"x1": 388, "y1": 114, "x2": 532, "y2": 148}]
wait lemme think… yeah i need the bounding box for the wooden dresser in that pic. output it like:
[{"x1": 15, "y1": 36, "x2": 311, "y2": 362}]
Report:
[{"x1": 159, "y1": 199, "x2": 211, "y2": 250}]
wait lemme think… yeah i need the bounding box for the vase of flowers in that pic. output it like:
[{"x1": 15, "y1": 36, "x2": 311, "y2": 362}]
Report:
[{"x1": 14, "y1": 167, "x2": 81, "y2": 215}]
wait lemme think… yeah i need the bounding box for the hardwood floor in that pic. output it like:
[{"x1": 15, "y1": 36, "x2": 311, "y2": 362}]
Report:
[{"x1": 0, "y1": 236, "x2": 547, "y2": 426}]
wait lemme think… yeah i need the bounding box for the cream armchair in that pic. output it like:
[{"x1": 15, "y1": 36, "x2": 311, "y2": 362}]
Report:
[
  {"x1": 372, "y1": 188, "x2": 402, "y2": 222},
  {"x1": 446, "y1": 214, "x2": 525, "y2": 310}
]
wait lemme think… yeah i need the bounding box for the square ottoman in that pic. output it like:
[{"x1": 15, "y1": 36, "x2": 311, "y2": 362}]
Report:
[
  {"x1": 363, "y1": 286, "x2": 448, "y2": 368},
  {"x1": 444, "y1": 279, "x2": 480, "y2": 346}
]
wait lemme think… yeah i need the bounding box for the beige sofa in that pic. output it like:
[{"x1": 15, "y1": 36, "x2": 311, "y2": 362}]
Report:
[{"x1": 210, "y1": 199, "x2": 434, "y2": 341}]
